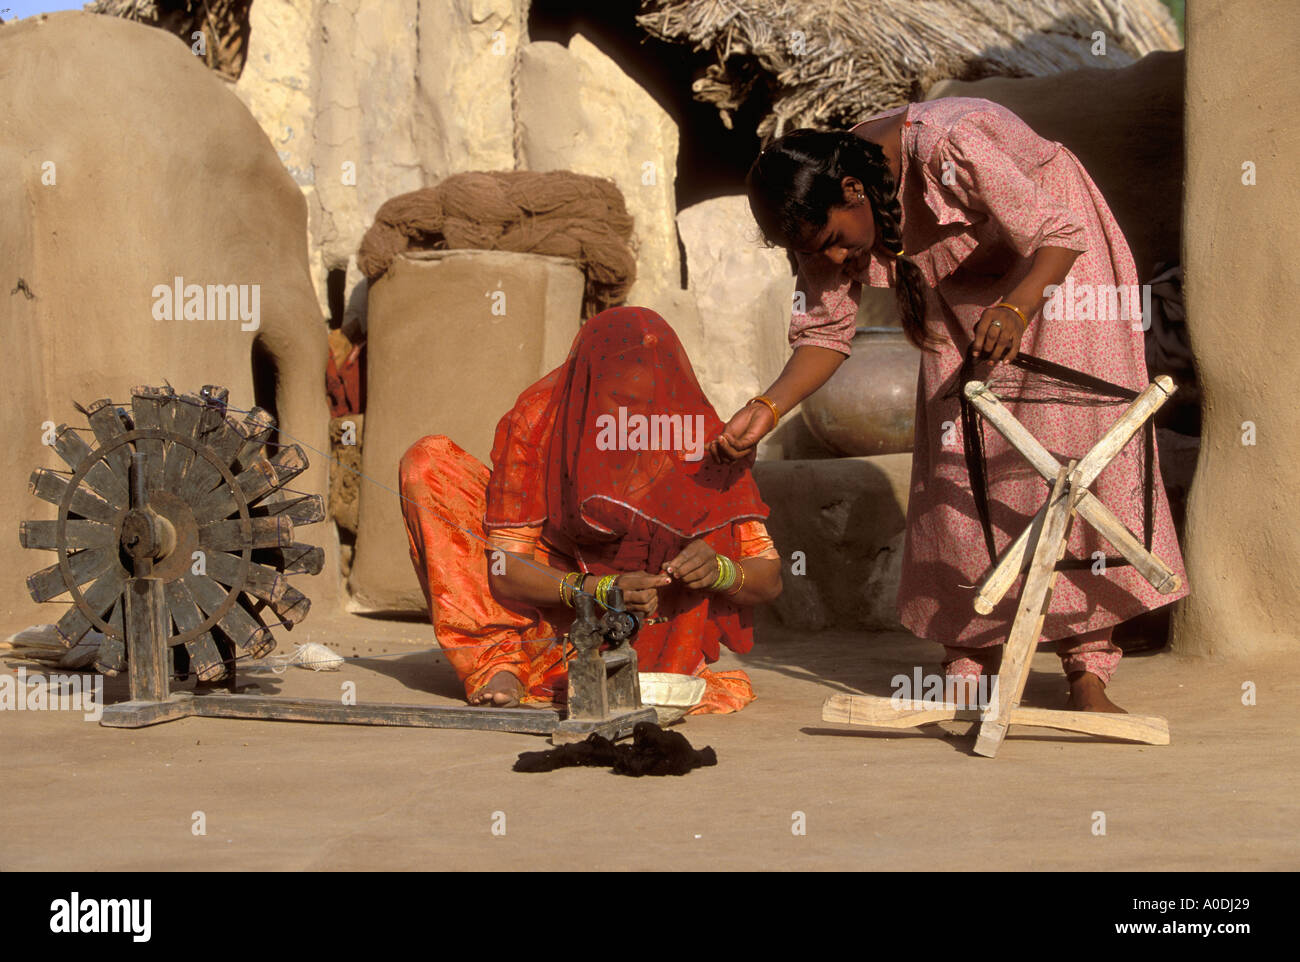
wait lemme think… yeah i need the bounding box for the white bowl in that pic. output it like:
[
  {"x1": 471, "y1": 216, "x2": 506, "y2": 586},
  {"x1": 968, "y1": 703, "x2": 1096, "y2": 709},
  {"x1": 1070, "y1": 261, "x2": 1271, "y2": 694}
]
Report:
[{"x1": 638, "y1": 672, "x2": 707, "y2": 724}]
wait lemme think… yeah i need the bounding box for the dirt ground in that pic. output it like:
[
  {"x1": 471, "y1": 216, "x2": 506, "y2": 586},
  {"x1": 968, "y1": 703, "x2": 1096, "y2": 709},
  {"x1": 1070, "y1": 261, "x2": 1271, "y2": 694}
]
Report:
[{"x1": 2, "y1": 611, "x2": 1296, "y2": 871}]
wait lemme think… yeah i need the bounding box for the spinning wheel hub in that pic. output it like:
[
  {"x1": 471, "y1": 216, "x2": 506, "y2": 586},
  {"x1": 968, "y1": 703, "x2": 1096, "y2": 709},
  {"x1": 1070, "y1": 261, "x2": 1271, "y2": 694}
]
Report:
[
  {"x1": 120, "y1": 509, "x2": 174, "y2": 562},
  {"x1": 122, "y1": 491, "x2": 199, "y2": 582}
]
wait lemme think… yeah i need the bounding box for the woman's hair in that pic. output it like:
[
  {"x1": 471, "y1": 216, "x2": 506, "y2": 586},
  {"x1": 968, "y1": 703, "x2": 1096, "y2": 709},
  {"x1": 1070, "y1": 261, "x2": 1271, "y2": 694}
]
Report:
[{"x1": 746, "y1": 129, "x2": 934, "y2": 351}]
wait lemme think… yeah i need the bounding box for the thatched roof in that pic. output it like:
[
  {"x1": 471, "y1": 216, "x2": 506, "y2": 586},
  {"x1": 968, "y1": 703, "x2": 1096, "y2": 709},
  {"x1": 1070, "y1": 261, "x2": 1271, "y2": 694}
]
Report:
[
  {"x1": 637, "y1": 0, "x2": 1182, "y2": 139},
  {"x1": 85, "y1": 0, "x2": 251, "y2": 80}
]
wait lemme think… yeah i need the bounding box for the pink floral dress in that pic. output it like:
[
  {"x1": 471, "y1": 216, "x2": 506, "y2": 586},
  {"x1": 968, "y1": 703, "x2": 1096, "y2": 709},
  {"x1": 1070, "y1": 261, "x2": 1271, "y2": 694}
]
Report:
[{"x1": 789, "y1": 97, "x2": 1188, "y2": 681}]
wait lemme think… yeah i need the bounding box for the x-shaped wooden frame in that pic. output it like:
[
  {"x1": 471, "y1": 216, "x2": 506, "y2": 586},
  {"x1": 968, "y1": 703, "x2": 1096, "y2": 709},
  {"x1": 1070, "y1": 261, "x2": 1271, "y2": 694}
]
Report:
[{"x1": 824, "y1": 375, "x2": 1181, "y2": 756}]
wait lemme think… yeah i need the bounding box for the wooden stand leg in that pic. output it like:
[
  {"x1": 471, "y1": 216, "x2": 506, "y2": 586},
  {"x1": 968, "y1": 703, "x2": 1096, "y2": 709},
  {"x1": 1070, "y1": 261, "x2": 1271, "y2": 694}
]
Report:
[
  {"x1": 972, "y1": 462, "x2": 1081, "y2": 758},
  {"x1": 125, "y1": 578, "x2": 170, "y2": 703}
]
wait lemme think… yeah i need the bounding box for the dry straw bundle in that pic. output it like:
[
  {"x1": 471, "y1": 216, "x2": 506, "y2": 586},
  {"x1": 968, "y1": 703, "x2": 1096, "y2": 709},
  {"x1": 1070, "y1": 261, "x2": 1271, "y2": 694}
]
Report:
[{"x1": 637, "y1": 0, "x2": 1181, "y2": 138}]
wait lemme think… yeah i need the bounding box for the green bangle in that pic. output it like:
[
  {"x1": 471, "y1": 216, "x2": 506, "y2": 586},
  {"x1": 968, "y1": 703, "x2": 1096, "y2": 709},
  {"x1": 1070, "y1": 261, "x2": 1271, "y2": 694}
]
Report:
[{"x1": 711, "y1": 555, "x2": 737, "y2": 592}]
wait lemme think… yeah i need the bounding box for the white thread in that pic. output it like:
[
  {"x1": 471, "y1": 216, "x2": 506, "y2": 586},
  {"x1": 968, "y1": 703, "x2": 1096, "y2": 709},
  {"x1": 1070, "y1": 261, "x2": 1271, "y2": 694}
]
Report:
[{"x1": 266, "y1": 642, "x2": 344, "y2": 673}]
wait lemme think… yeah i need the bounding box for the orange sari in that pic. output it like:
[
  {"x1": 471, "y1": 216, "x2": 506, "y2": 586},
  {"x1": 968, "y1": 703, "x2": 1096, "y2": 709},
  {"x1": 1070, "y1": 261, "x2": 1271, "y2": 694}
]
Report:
[{"x1": 399, "y1": 307, "x2": 777, "y2": 713}]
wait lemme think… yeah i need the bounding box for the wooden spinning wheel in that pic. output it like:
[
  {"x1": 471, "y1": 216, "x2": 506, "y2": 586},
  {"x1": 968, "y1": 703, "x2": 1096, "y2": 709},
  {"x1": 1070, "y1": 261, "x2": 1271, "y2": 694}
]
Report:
[
  {"x1": 823, "y1": 374, "x2": 1181, "y2": 756},
  {"x1": 18, "y1": 384, "x2": 653, "y2": 740},
  {"x1": 20, "y1": 384, "x2": 325, "y2": 684}
]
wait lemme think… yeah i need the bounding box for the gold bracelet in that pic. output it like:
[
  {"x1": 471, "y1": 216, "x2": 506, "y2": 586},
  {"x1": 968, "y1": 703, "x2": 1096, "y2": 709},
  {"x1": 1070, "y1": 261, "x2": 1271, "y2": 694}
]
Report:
[
  {"x1": 725, "y1": 560, "x2": 747, "y2": 596},
  {"x1": 992, "y1": 301, "x2": 1029, "y2": 330},
  {"x1": 747, "y1": 395, "x2": 780, "y2": 428}
]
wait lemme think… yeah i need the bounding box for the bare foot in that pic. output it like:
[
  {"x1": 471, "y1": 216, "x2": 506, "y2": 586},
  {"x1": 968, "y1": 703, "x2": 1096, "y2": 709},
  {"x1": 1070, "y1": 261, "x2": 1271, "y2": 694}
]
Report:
[
  {"x1": 1065, "y1": 670, "x2": 1127, "y2": 713},
  {"x1": 470, "y1": 671, "x2": 524, "y2": 707}
]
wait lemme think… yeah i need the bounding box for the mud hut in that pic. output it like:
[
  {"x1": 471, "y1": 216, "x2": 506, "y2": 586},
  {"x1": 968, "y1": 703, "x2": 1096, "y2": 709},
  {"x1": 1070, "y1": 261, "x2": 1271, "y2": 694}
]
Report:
[{"x1": 85, "y1": 0, "x2": 252, "y2": 80}]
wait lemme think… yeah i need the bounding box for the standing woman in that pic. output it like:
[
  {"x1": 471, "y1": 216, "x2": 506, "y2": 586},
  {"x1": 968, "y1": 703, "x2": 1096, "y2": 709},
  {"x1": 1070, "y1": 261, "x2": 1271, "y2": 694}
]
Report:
[{"x1": 708, "y1": 96, "x2": 1188, "y2": 712}]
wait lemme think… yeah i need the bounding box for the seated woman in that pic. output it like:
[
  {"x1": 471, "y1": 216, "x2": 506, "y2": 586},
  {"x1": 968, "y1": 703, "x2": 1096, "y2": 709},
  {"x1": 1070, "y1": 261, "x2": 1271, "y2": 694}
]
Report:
[{"x1": 399, "y1": 306, "x2": 783, "y2": 713}]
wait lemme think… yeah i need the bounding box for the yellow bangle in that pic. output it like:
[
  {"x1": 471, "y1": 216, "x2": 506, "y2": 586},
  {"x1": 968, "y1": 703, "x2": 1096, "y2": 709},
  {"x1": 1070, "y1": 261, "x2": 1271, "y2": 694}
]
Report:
[
  {"x1": 596, "y1": 574, "x2": 617, "y2": 608},
  {"x1": 747, "y1": 395, "x2": 780, "y2": 428},
  {"x1": 992, "y1": 301, "x2": 1029, "y2": 329},
  {"x1": 560, "y1": 571, "x2": 582, "y2": 607}
]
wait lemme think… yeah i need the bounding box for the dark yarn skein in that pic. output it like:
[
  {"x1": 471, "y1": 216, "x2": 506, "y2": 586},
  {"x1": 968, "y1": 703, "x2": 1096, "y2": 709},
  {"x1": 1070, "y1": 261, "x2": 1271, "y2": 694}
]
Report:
[{"x1": 513, "y1": 722, "x2": 718, "y2": 777}]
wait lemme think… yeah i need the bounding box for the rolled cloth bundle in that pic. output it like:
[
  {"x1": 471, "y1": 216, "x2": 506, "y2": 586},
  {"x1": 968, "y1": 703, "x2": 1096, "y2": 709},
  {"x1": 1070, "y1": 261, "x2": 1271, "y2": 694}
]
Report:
[{"x1": 357, "y1": 170, "x2": 637, "y2": 317}]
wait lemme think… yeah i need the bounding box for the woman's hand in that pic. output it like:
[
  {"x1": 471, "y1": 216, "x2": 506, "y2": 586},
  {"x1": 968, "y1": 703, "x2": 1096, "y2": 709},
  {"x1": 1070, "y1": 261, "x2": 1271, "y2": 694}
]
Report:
[
  {"x1": 611, "y1": 571, "x2": 670, "y2": 616},
  {"x1": 706, "y1": 403, "x2": 774, "y2": 463},
  {"x1": 976, "y1": 247, "x2": 1079, "y2": 364},
  {"x1": 662, "y1": 540, "x2": 721, "y2": 591},
  {"x1": 972, "y1": 303, "x2": 1027, "y2": 363},
  {"x1": 707, "y1": 346, "x2": 846, "y2": 462}
]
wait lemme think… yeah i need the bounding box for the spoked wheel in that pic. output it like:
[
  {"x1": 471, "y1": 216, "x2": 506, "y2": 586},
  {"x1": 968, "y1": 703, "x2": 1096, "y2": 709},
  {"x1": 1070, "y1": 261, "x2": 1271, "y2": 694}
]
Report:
[{"x1": 20, "y1": 384, "x2": 325, "y2": 682}]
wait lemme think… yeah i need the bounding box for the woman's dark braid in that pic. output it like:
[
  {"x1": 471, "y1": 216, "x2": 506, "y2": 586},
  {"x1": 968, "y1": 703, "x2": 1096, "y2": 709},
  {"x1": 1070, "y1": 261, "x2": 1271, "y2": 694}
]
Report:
[
  {"x1": 858, "y1": 140, "x2": 935, "y2": 351},
  {"x1": 857, "y1": 140, "x2": 903, "y2": 252}
]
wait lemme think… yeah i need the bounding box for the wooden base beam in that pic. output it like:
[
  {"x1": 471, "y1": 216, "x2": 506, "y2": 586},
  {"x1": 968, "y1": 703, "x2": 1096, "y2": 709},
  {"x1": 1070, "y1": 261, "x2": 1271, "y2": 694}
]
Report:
[
  {"x1": 823, "y1": 693, "x2": 1169, "y2": 746},
  {"x1": 98, "y1": 691, "x2": 656, "y2": 743}
]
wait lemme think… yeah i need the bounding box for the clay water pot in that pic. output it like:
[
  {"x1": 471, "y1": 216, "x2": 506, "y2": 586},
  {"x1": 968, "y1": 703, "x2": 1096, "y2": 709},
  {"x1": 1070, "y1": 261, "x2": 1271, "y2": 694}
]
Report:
[{"x1": 800, "y1": 326, "x2": 920, "y2": 456}]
